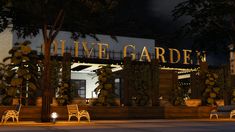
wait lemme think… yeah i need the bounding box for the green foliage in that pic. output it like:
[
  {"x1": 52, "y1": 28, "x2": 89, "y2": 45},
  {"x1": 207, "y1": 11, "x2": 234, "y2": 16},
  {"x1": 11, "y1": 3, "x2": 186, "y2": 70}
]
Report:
[
  {"x1": 93, "y1": 65, "x2": 117, "y2": 106},
  {"x1": 0, "y1": 63, "x2": 8, "y2": 92},
  {"x1": 123, "y1": 61, "x2": 152, "y2": 106},
  {"x1": 61, "y1": 53, "x2": 71, "y2": 83},
  {"x1": 202, "y1": 72, "x2": 222, "y2": 105},
  {"x1": 1, "y1": 41, "x2": 40, "y2": 105},
  {"x1": 0, "y1": 0, "x2": 120, "y2": 38},
  {"x1": 232, "y1": 89, "x2": 235, "y2": 104},
  {"x1": 55, "y1": 53, "x2": 72, "y2": 106},
  {"x1": 56, "y1": 82, "x2": 71, "y2": 105},
  {"x1": 173, "y1": 0, "x2": 235, "y2": 52},
  {"x1": 133, "y1": 79, "x2": 149, "y2": 106},
  {"x1": 171, "y1": 85, "x2": 190, "y2": 106},
  {"x1": 1, "y1": 95, "x2": 12, "y2": 105},
  {"x1": 50, "y1": 59, "x2": 60, "y2": 99},
  {"x1": 0, "y1": 0, "x2": 120, "y2": 120}
]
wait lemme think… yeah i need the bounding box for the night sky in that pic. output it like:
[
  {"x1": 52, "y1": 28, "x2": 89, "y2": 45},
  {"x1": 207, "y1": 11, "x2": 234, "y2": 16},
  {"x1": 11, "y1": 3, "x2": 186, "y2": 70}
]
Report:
[
  {"x1": 112, "y1": 0, "x2": 187, "y2": 47},
  {"x1": 123, "y1": 0, "x2": 228, "y2": 65},
  {"x1": 9, "y1": 0, "x2": 228, "y2": 65}
]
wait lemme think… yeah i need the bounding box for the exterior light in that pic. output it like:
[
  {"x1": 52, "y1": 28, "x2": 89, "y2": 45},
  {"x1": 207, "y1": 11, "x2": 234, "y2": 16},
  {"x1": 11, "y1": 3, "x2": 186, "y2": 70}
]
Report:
[
  {"x1": 51, "y1": 112, "x2": 58, "y2": 124},
  {"x1": 86, "y1": 99, "x2": 90, "y2": 105}
]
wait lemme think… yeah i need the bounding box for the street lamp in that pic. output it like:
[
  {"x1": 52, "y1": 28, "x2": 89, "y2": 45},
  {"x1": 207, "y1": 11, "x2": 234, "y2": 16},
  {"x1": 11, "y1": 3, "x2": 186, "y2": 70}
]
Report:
[{"x1": 51, "y1": 112, "x2": 58, "y2": 124}]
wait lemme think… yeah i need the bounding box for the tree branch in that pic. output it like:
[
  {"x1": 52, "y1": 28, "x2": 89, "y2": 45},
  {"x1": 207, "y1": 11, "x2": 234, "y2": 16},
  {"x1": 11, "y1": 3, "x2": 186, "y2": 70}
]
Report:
[
  {"x1": 49, "y1": 9, "x2": 64, "y2": 39},
  {"x1": 212, "y1": 20, "x2": 234, "y2": 44},
  {"x1": 51, "y1": 10, "x2": 65, "y2": 43},
  {"x1": 41, "y1": 0, "x2": 48, "y2": 44},
  {"x1": 42, "y1": 24, "x2": 48, "y2": 43}
]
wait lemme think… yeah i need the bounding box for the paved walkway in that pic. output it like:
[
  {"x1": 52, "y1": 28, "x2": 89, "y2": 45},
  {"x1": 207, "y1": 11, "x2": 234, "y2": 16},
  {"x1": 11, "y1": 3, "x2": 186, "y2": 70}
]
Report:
[{"x1": 1, "y1": 119, "x2": 235, "y2": 132}]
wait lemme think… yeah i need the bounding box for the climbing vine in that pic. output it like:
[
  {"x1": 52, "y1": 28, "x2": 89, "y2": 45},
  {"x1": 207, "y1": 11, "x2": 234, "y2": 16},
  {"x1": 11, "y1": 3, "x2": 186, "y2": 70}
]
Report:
[
  {"x1": 131, "y1": 64, "x2": 151, "y2": 106},
  {"x1": 202, "y1": 72, "x2": 222, "y2": 105},
  {"x1": 56, "y1": 53, "x2": 72, "y2": 106},
  {"x1": 93, "y1": 65, "x2": 117, "y2": 106},
  {"x1": 123, "y1": 59, "x2": 152, "y2": 106}
]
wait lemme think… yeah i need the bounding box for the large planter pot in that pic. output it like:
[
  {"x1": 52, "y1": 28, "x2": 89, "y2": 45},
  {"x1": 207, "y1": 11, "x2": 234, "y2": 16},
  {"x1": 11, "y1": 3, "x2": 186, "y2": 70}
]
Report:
[
  {"x1": 215, "y1": 99, "x2": 224, "y2": 106},
  {"x1": 185, "y1": 99, "x2": 201, "y2": 107}
]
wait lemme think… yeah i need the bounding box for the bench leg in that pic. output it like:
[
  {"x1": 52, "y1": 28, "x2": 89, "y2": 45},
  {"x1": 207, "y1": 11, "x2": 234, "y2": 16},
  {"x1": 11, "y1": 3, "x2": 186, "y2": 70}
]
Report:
[
  {"x1": 210, "y1": 114, "x2": 212, "y2": 119},
  {"x1": 1, "y1": 115, "x2": 4, "y2": 123},
  {"x1": 16, "y1": 117, "x2": 19, "y2": 123},
  {"x1": 77, "y1": 117, "x2": 80, "y2": 122},
  {"x1": 4, "y1": 117, "x2": 9, "y2": 123},
  {"x1": 210, "y1": 114, "x2": 218, "y2": 119},
  {"x1": 230, "y1": 114, "x2": 234, "y2": 119},
  {"x1": 86, "y1": 114, "x2": 90, "y2": 122}
]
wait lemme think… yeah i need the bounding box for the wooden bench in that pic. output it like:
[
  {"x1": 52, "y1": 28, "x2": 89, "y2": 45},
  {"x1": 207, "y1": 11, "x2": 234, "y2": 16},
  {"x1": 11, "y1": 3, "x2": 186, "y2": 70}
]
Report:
[
  {"x1": 210, "y1": 105, "x2": 235, "y2": 119},
  {"x1": 1, "y1": 104, "x2": 21, "y2": 123},
  {"x1": 67, "y1": 104, "x2": 90, "y2": 122}
]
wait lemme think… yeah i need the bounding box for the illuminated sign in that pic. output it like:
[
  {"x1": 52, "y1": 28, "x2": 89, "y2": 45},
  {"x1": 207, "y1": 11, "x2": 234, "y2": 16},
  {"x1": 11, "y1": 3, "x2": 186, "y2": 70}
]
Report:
[{"x1": 41, "y1": 40, "x2": 206, "y2": 65}]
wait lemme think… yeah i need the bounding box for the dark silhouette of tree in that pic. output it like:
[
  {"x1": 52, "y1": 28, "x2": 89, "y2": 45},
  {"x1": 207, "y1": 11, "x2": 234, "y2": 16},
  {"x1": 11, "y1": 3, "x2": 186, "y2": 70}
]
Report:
[
  {"x1": 0, "y1": 0, "x2": 120, "y2": 122},
  {"x1": 173, "y1": 0, "x2": 235, "y2": 105},
  {"x1": 172, "y1": 0, "x2": 235, "y2": 53}
]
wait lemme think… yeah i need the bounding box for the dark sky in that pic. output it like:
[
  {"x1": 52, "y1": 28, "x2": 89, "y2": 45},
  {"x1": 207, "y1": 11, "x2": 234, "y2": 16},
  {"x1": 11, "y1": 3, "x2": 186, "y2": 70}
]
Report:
[
  {"x1": 147, "y1": 0, "x2": 186, "y2": 46},
  {"x1": 118, "y1": 0, "x2": 227, "y2": 65},
  {"x1": 148, "y1": 0, "x2": 183, "y2": 25},
  {"x1": 112, "y1": 0, "x2": 187, "y2": 48}
]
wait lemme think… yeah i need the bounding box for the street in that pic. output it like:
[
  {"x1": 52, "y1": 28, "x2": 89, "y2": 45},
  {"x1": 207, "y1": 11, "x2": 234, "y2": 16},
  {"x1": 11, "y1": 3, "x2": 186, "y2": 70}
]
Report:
[{"x1": 1, "y1": 119, "x2": 235, "y2": 132}]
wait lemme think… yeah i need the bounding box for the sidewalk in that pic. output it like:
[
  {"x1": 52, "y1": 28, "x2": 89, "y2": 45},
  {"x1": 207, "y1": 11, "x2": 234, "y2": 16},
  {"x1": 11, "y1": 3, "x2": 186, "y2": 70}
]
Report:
[
  {"x1": 0, "y1": 120, "x2": 93, "y2": 126},
  {"x1": 1, "y1": 119, "x2": 235, "y2": 126}
]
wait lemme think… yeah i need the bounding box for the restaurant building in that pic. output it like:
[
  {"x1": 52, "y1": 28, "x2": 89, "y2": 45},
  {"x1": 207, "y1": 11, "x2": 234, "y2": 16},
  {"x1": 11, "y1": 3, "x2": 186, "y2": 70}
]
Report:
[{"x1": 1, "y1": 30, "x2": 210, "y2": 106}]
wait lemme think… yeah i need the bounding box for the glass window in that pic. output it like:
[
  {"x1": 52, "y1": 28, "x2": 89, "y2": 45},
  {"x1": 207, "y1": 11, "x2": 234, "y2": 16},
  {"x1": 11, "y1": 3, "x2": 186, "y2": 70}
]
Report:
[
  {"x1": 71, "y1": 80, "x2": 86, "y2": 98},
  {"x1": 114, "y1": 78, "x2": 121, "y2": 97}
]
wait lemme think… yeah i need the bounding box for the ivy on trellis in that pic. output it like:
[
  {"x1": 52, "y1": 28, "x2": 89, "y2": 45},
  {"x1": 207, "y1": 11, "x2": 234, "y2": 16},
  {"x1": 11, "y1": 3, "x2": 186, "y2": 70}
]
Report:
[
  {"x1": 202, "y1": 72, "x2": 222, "y2": 105},
  {"x1": 93, "y1": 65, "x2": 117, "y2": 106}
]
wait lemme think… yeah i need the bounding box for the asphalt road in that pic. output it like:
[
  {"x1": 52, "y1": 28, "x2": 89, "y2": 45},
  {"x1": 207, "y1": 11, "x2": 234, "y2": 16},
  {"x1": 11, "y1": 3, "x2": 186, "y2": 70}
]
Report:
[{"x1": 1, "y1": 119, "x2": 235, "y2": 132}]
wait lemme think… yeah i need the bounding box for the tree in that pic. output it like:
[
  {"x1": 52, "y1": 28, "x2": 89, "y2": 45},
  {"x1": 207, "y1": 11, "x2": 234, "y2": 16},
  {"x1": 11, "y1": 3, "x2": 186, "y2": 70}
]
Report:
[
  {"x1": 172, "y1": 0, "x2": 235, "y2": 52},
  {"x1": 0, "y1": 0, "x2": 120, "y2": 122},
  {"x1": 173, "y1": 0, "x2": 235, "y2": 105}
]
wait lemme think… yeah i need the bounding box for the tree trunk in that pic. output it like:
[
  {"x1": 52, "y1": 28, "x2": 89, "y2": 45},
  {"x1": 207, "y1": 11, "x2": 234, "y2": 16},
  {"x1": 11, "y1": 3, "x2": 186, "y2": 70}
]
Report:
[
  {"x1": 41, "y1": 41, "x2": 52, "y2": 122},
  {"x1": 40, "y1": 8, "x2": 64, "y2": 122}
]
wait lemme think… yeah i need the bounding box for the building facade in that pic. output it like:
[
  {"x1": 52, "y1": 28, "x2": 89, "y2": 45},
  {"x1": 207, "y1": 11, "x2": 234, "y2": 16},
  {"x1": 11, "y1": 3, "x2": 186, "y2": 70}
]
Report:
[{"x1": 0, "y1": 30, "x2": 209, "y2": 106}]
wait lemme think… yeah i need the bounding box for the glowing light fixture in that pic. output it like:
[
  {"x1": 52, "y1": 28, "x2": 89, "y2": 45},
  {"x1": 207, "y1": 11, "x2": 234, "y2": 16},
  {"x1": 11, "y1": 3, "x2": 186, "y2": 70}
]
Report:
[
  {"x1": 86, "y1": 99, "x2": 90, "y2": 105},
  {"x1": 51, "y1": 112, "x2": 58, "y2": 124}
]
